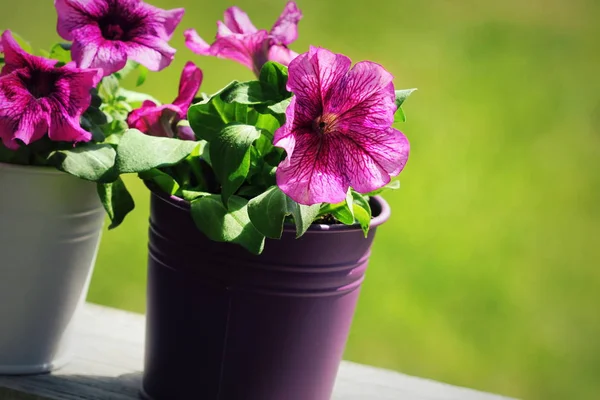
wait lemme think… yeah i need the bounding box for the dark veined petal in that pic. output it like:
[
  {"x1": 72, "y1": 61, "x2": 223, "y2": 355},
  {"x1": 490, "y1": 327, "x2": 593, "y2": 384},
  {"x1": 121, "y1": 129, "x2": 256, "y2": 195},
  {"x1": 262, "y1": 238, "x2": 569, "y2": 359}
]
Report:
[
  {"x1": 223, "y1": 6, "x2": 258, "y2": 34},
  {"x1": 1, "y1": 31, "x2": 55, "y2": 75},
  {"x1": 275, "y1": 47, "x2": 411, "y2": 204},
  {"x1": 125, "y1": 35, "x2": 177, "y2": 72},
  {"x1": 270, "y1": 1, "x2": 302, "y2": 46},
  {"x1": 55, "y1": 0, "x2": 183, "y2": 75},
  {"x1": 286, "y1": 47, "x2": 351, "y2": 112},
  {"x1": 0, "y1": 74, "x2": 49, "y2": 149},
  {"x1": 71, "y1": 26, "x2": 128, "y2": 75},
  {"x1": 337, "y1": 126, "x2": 409, "y2": 193},
  {"x1": 173, "y1": 61, "x2": 203, "y2": 113},
  {"x1": 326, "y1": 61, "x2": 396, "y2": 128}
]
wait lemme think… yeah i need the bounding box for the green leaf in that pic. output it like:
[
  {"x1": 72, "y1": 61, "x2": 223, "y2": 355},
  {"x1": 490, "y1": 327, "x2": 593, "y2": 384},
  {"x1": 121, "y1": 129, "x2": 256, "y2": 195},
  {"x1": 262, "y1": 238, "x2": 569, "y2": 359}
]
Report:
[
  {"x1": 366, "y1": 180, "x2": 400, "y2": 196},
  {"x1": 99, "y1": 75, "x2": 120, "y2": 102},
  {"x1": 247, "y1": 186, "x2": 321, "y2": 239},
  {"x1": 138, "y1": 168, "x2": 180, "y2": 195},
  {"x1": 330, "y1": 191, "x2": 356, "y2": 225},
  {"x1": 394, "y1": 107, "x2": 407, "y2": 123},
  {"x1": 188, "y1": 86, "x2": 250, "y2": 142},
  {"x1": 181, "y1": 190, "x2": 211, "y2": 202},
  {"x1": 395, "y1": 88, "x2": 417, "y2": 108},
  {"x1": 351, "y1": 191, "x2": 372, "y2": 237},
  {"x1": 259, "y1": 61, "x2": 289, "y2": 96},
  {"x1": 190, "y1": 195, "x2": 265, "y2": 254},
  {"x1": 49, "y1": 43, "x2": 71, "y2": 66},
  {"x1": 50, "y1": 144, "x2": 117, "y2": 183},
  {"x1": 115, "y1": 129, "x2": 199, "y2": 174},
  {"x1": 267, "y1": 98, "x2": 292, "y2": 115},
  {"x1": 136, "y1": 65, "x2": 149, "y2": 87},
  {"x1": 210, "y1": 124, "x2": 261, "y2": 203},
  {"x1": 118, "y1": 88, "x2": 161, "y2": 109},
  {"x1": 97, "y1": 178, "x2": 135, "y2": 229},
  {"x1": 220, "y1": 81, "x2": 278, "y2": 105},
  {"x1": 113, "y1": 60, "x2": 139, "y2": 80}
]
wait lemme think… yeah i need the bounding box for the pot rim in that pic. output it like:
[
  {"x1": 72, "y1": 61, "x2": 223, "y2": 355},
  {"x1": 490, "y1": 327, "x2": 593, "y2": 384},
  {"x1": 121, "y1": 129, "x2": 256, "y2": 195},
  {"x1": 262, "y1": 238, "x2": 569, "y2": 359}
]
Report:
[
  {"x1": 0, "y1": 161, "x2": 63, "y2": 176},
  {"x1": 146, "y1": 181, "x2": 391, "y2": 232}
]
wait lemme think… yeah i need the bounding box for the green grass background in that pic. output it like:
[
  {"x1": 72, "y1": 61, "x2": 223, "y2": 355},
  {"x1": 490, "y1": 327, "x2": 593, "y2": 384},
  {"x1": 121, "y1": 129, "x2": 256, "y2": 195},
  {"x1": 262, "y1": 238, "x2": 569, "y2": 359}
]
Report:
[{"x1": 2, "y1": 0, "x2": 599, "y2": 399}]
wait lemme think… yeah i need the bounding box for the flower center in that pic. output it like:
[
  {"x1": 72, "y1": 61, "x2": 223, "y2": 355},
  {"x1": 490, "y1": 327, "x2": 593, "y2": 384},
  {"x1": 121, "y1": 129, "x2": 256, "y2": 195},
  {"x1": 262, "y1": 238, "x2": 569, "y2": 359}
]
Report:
[
  {"x1": 103, "y1": 23, "x2": 125, "y2": 40},
  {"x1": 23, "y1": 70, "x2": 57, "y2": 99},
  {"x1": 313, "y1": 114, "x2": 337, "y2": 135},
  {"x1": 99, "y1": 11, "x2": 138, "y2": 41}
]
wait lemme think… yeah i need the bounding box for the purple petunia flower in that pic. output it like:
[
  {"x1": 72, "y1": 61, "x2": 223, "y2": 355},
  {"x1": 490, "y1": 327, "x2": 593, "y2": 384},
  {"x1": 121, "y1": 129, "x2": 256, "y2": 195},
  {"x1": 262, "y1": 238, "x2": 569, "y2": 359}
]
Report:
[
  {"x1": 184, "y1": 1, "x2": 302, "y2": 76},
  {"x1": 55, "y1": 0, "x2": 184, "y2": 77},
  {"x1": 0, "y1": 31, "x2": 99, "y2": 150},
  {"x1": 127, "y1": 61, "x2": 202, "y2": 140},
  {"x1": 273, "y1": 47, "x2": 410, "y2": 205}
]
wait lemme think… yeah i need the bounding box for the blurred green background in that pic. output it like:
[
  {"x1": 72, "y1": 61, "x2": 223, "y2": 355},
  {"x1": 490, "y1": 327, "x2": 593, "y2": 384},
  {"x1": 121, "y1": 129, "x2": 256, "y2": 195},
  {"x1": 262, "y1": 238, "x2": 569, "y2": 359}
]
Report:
[{"x1": 2, "y1": 0, "x2": 599, "y2": 399}]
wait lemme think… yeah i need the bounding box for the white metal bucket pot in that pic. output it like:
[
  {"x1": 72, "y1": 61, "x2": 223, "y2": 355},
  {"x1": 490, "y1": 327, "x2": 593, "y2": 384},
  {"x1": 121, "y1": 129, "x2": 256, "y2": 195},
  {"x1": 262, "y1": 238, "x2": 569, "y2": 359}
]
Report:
[{"x1": 0, "y1": 163, "x2": 105, "y2": 374}]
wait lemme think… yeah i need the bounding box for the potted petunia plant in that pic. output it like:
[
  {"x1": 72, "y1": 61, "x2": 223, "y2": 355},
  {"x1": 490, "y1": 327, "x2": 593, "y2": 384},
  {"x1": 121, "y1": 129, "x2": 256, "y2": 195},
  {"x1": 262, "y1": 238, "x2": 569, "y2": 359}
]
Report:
[
  {"x1": 0, "y1": 0, "x2": 193, "y2": 375},
  {"x1": 99, "y1": 2, "x2": 416, "y2": 400}
]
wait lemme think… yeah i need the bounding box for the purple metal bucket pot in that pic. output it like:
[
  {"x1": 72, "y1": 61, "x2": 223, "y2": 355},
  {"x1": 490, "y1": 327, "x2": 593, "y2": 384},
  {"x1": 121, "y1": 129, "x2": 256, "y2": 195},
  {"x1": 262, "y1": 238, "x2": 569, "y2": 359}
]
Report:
[{"x1": 141, "y1": 187, "x2": 390, "y2": 400}]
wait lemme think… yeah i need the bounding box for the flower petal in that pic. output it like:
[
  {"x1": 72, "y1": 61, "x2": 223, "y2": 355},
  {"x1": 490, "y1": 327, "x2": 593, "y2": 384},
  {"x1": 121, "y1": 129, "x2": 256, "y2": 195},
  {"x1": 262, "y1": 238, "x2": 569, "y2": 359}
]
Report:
[
  {"x1": 270, "y1": 1, "x2": 302, "y2": 45},
  {"x1": 54, "y1": 0, "x2": 106, "y2": 41},
  {"x1": 223, "y1": 6, "x2": 257, "y2": 34},
  {"x1": 157, "y1": 7, "x2": 186, "y2": 40},
  {"x1": 205, "y1": 26, "x2": 270, "y2": 73},
  {"x1": 127, "y1": 103, "x2": 182, "y2": 138},
  {"x1": 48, "y1": 112, "x2": 91, "y2": 143},
  {"x1": 125, "y1": 35, "x2": 177, "y2": 72},
  {"x1": 337, "y1": 126, "x2": 409, "y2": 194},
  {"x1": 184, "y1": 29, "x2": 211, "y2": 55},
  {"x1": 173, "y1": 62, "x2": 202, "y2": 113},
  {"x1": 287, "y1": 47, "x2": 351, "y2": 112},
  {"x1": 1, "y1": 31, "x2": 55, "y2": 75},
  {"x1": 71, "y1": 27, "x2": 127, "y2": 75},
  {"x1": 275, "y1": 128, "x2": 348, "y2": 205},
  {"x1": 267, "y1": 45, "x2": 298, "y2": 67},
  {"x1": 327, "y1": 61, "x2": 396, "y2": 127},
  {"x1": 0, "y1": 74, "x2": 49, "y2": 149}
]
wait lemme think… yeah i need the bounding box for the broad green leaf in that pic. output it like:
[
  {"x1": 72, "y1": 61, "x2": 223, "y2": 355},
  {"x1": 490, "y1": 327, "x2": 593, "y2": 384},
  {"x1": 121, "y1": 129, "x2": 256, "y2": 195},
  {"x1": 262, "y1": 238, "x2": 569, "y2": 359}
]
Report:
[
  {"x1": 247, "y1": 186, "x2": 321, "y2": 239},
  {"x1": 188, "y1": 86, "x2": 250, "y2": 142},
  {"x1": 366, "y1": 180, "x2": 401, "y2": 196},
  {"x1": 190, "y1": 195, "x2": 265, "y2": 254},
  {"x1": 97, "y1": 178, "x2": 135, "y2": 229},
  {"x1": 136, "y1": 65, "x2": 149, "y2": 87},
  {"x1": 220, "y1": 81, "x2": 278, "y2": 105},
  {"x1": 50, "y1": 144, "x2": 117, "y2": 183},
  {"x1": 267, "y1": 98, "x2": 292, "y2": 115},
  {"x1": 115, "y1": 129, "x2": 199, "y2": 174},
  {"x1": 138, "y1": 168, "x2": 180, "y2": 195},
  {"x1": 259, "y1": 62, "x2": 289, "y2": 97},
  {"x1": 329, "y1": 191, "x2": 355, "y2": 225},
  {"x1": 351, "y1": 191, "x2": 372, "y2": 237},
  {"x1": 210, "y1": 124, "x2": 261, "y2": 203},
  {"x1": 49, "y1": 43, "x2": 71, "y2": 66},
  {"x1": 181, "y1": 190, "x2": 211, "y2": 201}
]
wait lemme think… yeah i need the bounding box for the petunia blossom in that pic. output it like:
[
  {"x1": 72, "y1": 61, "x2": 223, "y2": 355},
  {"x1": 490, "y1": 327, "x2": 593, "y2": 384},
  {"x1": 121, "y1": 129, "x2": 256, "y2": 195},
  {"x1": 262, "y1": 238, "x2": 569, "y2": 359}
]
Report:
[
  {"x1": 273, "y1": 47, "x2": 410, "y2": 205},
  {"x1": 127, "y1": 61, "x2": 202, "y2": 140},
  {"x1": 55, "y1": 0, "x2": 184, "y2": 76},
  {"x1": 184, "y1": 1, "x2": 302, "y2": 76},
  {"x1": 0, "y1": 31, "x2": 99, "y2": 150}
]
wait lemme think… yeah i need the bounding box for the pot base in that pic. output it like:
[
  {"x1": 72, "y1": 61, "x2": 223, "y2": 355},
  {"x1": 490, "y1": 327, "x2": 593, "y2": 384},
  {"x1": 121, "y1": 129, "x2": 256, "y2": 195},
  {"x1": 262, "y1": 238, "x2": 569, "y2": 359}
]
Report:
[{"x1": 0, "y1": 354, "x2": 70, "y2": 376}]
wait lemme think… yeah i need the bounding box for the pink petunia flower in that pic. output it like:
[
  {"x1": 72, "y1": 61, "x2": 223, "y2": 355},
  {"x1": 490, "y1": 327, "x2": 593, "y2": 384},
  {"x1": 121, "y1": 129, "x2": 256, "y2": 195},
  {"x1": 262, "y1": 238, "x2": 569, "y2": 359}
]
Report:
[
  {"x1": 127, "y1": 61, "x2": 202, "y2": 140},
  {"x1": 0, "y1": 31, "x2": 99, "y2": 150},
  {"x1": 274, "y1": 47, "x2": 410, "y2": 205},
  {"x1": 55, "y1": 0, "x2": 184, "y2": 76},
  {"x1": 184, "y1": 1, "x2": 302, "y2": 76}
]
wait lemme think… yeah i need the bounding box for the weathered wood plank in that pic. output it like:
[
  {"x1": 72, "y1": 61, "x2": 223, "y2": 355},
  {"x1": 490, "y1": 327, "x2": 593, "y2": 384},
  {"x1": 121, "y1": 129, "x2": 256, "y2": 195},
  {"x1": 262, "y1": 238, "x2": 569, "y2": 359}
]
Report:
[{"x1": 0, "y1": 303, "x2": 516, "y2": 400}]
